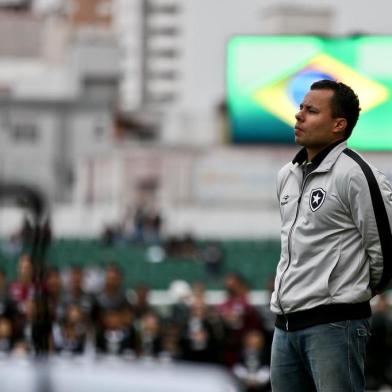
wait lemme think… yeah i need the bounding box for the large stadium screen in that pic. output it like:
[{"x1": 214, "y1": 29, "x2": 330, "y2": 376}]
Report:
[{"x1": 227, "y1": 36, "x2": 392, "y2": 150}]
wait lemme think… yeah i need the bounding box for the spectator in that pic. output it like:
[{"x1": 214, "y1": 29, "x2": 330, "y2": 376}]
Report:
[
  {"x1": 168, "y1": 280, "x2": 192, "y2": 329},
  {"x1": 8, "y1": 255, "x2": 35, "y2": 344},
  {"x1": 52, "y1": 304, "x2": 87, "y2": 355},
  {"x1": 93, "y1": 263, "x2": 129, "y2": 324},
  {"x1": 165, "y1": 236, "x2": 181, "y2": 257},
  {"x1": 0, "y1": 317, "x2": 14, "y2": 353},
  {"x1": 232, "y1": 329, "x2": 271, "y2": 392},
  {"x1": 165, "y1": 234, "x2": 198, "y2": 259},
  {"x1": 13, "y1": 298, "x2": 36, "y2": 354},
  {"x1": 160, "y1": 321, "x2": 182, "y2": 362},
  {"x1": 95, "y1": 306, "x2": 138, "y2": 356},
  {"x1": 190, "y1": 284, "x2": 226, "y2": 360},
  {"x1": 100, "y1": 225, "x2": 122, "y2": 247},
  {"x1": 200, "y1": 241, "x2": 224, "y2": 279},
  {"x1": 132, "y1": 205, "x2": 147, "y2": 244},
  {"x1": 0, "y1": 269, "x2": 16, "y2": 320},
  {"x1": 180, "y1": 297, "x2": 220, "y2": 364},
  {"x1": 46, "y1": 268, "x2": 64, "y2": 321},
  {"x1": 216, "y1": 272, "x2": 263, "y2": 367},
  {"x1": 62, "y1": 266, "x2": 94, "y2": 320},
  {"x1": 138, "y1": 311, "x2": 163, "y2": 359},
  {"x1": 143, "y1": 208, "x2": 162, "y2": 245},
  {"x1": 191, "y1": 281, "x2": 206, "y2": 302},
  {"x1": 181, "y1": 234, "x2": 198, "y2": 259},
  {"x1": 366, "y1": 294, "x2": 392, "y2": 390},
  {"x1": 8, "y1": 254, "x2": 34, "y2": 314},
  {"x1": 128, "y1": 283, "x2": 153, "y2": 319}
]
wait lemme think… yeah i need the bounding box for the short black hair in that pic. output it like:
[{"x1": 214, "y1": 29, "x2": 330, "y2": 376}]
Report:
[
  {"x1": 105, "y1": 262, "x2": 122, "y2": 275},
  {"x1": 310, "y1": 79, "x2": 361, "y2": 139}
]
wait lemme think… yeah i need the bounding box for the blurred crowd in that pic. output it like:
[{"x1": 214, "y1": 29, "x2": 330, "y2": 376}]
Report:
[
  {"x1": 101, "y1": 204, "x2": 163, "y2": 247},
  {"x1": 99, "y1": 206, "x2": 225, "y2": 274},
  {"x1": 1, "y1": 254, "x2": 392, "y2": 391},
  {"x1": 0, "y1": 254, "x2": 272, "y2": 392}
]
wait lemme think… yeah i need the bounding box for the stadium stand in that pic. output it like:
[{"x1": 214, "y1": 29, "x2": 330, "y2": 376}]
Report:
[{"x1": 0, "y1": 239, "x2": 280, "y2": 291}]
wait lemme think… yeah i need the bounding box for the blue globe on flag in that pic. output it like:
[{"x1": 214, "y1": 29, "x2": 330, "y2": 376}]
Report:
[{"x1": 287, "y1": 69, "x2": 334, "y2": 106}]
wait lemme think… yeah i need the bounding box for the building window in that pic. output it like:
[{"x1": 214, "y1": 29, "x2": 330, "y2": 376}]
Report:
[
  {"x1": 146, "y1": 3, "x2": 180, "y2": 14},
  {"x1": 11, "y1": 123, "x2": 39, "y2": 143},
  {"x1": 146, "y1": 26, "x2": 179, "y2": 36},
  {"x1": 146, "y1": 69, "x2": 178, "y2": 80},
  {"x1": 94, "y1": 124, "x2": 106, "y2": 139},
  {"x1": 146, "y1": 48, "x2": 179, "y2": 58},
  {"x1": 146, "y1": 91, "x2": 177, "y2": 103}
]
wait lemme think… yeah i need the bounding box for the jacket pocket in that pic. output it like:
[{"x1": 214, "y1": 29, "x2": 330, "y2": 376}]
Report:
[{"x1": 326, "y1": 243, "x2": 343, "y2": 299}]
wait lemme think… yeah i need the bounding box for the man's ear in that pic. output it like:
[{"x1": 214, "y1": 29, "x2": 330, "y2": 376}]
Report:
[{"x1": 333, "y1": 118, "x2": 347, "y2": 134}]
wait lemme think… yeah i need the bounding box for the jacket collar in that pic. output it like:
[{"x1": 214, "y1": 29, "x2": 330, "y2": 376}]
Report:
[{"x1": 292, "y1": 139, "x2": 347, "y2": 172}]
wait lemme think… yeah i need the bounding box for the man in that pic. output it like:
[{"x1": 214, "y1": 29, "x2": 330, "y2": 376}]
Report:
[{"x1": 270, "y1": 79, "x2": 392, "y2": 391}]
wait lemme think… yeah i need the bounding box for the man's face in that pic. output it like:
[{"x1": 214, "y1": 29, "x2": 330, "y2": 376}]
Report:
[
  {"x1": 294, "y1": 89, "x2": 344, "y2": 153},
  {"x1": 106, "y1": 268, "x2": 121, "y2": 289}
]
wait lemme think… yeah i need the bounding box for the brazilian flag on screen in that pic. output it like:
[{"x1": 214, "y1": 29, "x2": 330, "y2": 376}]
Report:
[{"x1": 227, "y1": 36, "x2": 392, "y2": 150}]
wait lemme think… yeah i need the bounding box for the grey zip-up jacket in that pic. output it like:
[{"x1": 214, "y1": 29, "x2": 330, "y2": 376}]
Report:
[{"x1": 270, "y1": 140, "x2": 392, "y2": 331}]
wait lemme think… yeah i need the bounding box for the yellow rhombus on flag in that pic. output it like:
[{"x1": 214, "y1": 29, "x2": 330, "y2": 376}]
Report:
[{"x1": 253, "y1": 53, "x2": 389, "y2": 126}]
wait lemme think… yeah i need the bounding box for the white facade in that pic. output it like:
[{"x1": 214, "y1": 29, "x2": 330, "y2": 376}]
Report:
[
  {"x1": 2, "y1": 0, "x2": 392, "y2": 238},
  {"x1": 0, "y1": 13, "x2": 120, "y2": 203},
  {"x1": 113, "y1": 0, "x2": 143, "y2": 110},
  {"x1": 34, "y1": 0, "x2": 392, "y2": 144}
]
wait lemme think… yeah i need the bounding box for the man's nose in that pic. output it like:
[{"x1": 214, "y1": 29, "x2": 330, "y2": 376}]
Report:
[{"x1": 295, "y1": 109, "x2": 304, "y2": 122}]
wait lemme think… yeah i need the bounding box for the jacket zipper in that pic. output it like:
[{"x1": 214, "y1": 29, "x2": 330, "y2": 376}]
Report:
[{"x1": 276, "y1": 172, "x2": 312, "y2": 331}]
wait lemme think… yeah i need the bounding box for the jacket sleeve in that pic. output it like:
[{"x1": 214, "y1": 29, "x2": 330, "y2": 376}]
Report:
[
  {"x1": 276, "y1": 166, "x2": 286, "y2": 201},
  {"x1": 347, "y1": 167, "x2": 392, "y2": 292},
  {"x1": 276, "y1": 166, "x2": 284, "y2": 222},
  {"x1": 276, "y1": 163, "x2": 293, "y2": 217}
]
